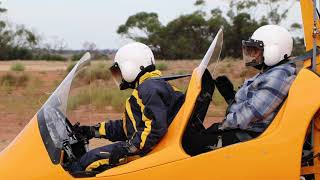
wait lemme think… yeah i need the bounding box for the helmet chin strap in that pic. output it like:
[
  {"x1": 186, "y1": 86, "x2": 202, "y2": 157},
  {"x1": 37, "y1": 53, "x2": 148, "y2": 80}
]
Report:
[
  {"x1": 119, "y1": 65, "x2": 156, "y2": 90},
  {"x1": 261, "y1": 56, "x2": 290, "y2": 72}
]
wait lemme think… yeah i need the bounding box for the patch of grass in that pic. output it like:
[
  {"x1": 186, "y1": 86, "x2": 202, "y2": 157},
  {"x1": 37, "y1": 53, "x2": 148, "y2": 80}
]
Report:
[
  {"x1": 90, "y1": 63, "x2": 111, "y2": 81},
  {"x1": 177, "y1": 70, "x2": 189, "y2": 75},
  {"x1": 239, "y1": 70, "x2": 247, "y2": 78},
  {"x1": 24, "y1": 77, "x2": 44, "y2": 96},
  {"x1": 0, "y1": 80, "x2": 13, "y2": 94},
  {"x1": 0, "y1": 74, "x2": 16, "y2": 86},
  {"x1": 156, "y1": 62, "x2": 168, "y2": 71},
  {"x1": 68, "y1": 90, "x2": 91, "y2": 110},
  {"x1": 207, "y1": 110, "x2": 225, "y2": 117},
  {"x1": 10, "y1": 62, "x2": 25, "y2": 72},
  {"x1": 67, "y1": 85, "x2": 131, "y2": 112},
  {"x1": 0, "y1": 73, "x2": 29, "y2": 87},
  {"x1": 76, "y1": 62, "x2": 111, "y2": 84},
  {"x1": 226, "y1": 61, "x2": 232, "y2": 68},
  {"x1": 212, "y1": 90, "x2": 227, "y2": 107},
  {"x1": 16, "y1": 74, "x2": 29, "y2": 86},
  {"x1": 217, "y1": 67, "x2": 227, "y2": 74}
]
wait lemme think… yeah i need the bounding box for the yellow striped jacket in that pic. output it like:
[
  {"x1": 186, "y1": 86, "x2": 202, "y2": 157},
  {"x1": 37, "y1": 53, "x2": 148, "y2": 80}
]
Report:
[{"x1": 99, "y1": 70, "x2": 184, "y2": 156}]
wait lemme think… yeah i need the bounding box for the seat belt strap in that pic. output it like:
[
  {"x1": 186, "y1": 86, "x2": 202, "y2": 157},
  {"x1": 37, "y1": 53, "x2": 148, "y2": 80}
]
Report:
[
  {"x1": 287, "y1": 48, "x2": 320, "y2": 65},
  {"x1": 235, "y1": 131, "x2": 252, "y2": 142}
]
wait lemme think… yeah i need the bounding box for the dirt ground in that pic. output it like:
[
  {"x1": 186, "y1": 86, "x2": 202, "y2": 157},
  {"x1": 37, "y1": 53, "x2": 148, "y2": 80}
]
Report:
[
  {"x1": 0, "y1": 60, "x2": 235, "y2": 151},
  {"x1": 0, "y1": 61, "x2": 68, "y2": 71}
]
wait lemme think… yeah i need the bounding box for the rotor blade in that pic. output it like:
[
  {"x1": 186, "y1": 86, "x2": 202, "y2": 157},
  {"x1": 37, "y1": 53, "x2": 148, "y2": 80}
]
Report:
[{"x1": 197, "y1": 27, "x2": 224, "y2": 78}]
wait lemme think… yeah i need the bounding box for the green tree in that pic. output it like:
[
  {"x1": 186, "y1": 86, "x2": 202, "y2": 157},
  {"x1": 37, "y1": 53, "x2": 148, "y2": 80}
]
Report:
[
  {"x1": 117, "y1": 0, "x2": 303, "y2": 59},
  {"x1": 117, "y1": 12, "x2": 162, "y2": 41},
  {"x1": 0, "y1": 2, "x2": 39, "y2": 60},
  {"x1": 157, "y1": 13, "x2": 211, "y2": 59}
]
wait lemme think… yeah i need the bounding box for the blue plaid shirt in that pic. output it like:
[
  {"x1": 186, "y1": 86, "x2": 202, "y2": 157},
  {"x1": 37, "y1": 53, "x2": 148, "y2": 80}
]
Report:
[{"x1": 221, "y1": 63, "x2": 297, "y2": 132}]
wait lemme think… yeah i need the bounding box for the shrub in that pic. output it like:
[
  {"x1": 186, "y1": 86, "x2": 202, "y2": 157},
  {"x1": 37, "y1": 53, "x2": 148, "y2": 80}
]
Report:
[
  {"x1": 74, "y1": 62, "x2": 111, "y2": 84},
  {"x1": 72, "y1": 53, "x2": 85, "y2": 61},
  {"x1": 212, "y1": 90, "x2": 227, "y2": 107},
  {"x1": 0, "y1": 73, "x2": 29, "y2": 87},
  {"x1": 0, "y1": 80, "x2": 12, "y2": 94},
  {"x1": 10, "y1": 62, "x2": 25, "y2": 71},
  {"x1": 16, "y1": 74, "x2": 29, "y2": 86},
  {"x1": 32, "y1": 54, "x2": 67, "y2": 61},
  {"x1": 0, "y1": 74, "x2": 16, "y2": 86},
  {"x1": 90, "y1": 63, "x2": 111, "y2": 81},
  {"x1": 177, "y1": 70, "x2": 188, "y2": 75},
  {"x1": 67, "y1": 85, "x2": 131, "y2": 112},
  {"x1": 67, "y1": 90, "x2": 91, "y2": 110},
  {"x1": 156, "y1": 62, "x2": 168, "y2": 71}
]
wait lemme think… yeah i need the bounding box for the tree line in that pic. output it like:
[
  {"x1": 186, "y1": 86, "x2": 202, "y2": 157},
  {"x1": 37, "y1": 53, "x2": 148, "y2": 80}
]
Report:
[
  {"x1": 0, "y1": 1, "x2": 304, "y2": 61},
  {"x1": 117, "y1": 0, "x2": 304, "y2": 59},
  {"x1": 0, "y1": 2, "x2": 39, "y2": 60}
]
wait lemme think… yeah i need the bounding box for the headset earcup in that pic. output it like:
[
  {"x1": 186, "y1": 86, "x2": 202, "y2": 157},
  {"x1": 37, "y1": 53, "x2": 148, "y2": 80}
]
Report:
[{"x1": 263, "y1": 45, "x2": 281, "y2": 66}]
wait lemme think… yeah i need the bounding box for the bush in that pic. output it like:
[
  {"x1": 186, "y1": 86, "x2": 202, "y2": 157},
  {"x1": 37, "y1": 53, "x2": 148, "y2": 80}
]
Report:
[
  {"x1": 67, "y1": 85, "x2": 131, "y2": 112},
  {"x1": 0, "y1": 73, "x2": 29, "y2": 87},
  {"x1": 72, "y1": 53, "x2": 85, "y2": 61},
  {"x1": 10, "y1": 62, "x2": 25, "y2": 71},
  {"x1": 74, "y1": 62, "x2": 111, "y2": 84},
  {"x1": 0, "y1": 47, "x2": 33, "y2": 60},
  {"x1": 16, "y1": 74, "x2": 29, "y2": 86},
  {"x1": 67, "y1": 90, "x2": 91, "y2": 110},
  {"x1": 90, "y1": 63, "x2": 111, "y2": 81},
  {"x1": 32, "y1": 54, "x2": 67, "y2": 61},
  {"x1": 156, "y1": 62, "x2": 168, "y2": 71},
  {"x1": 0, "y1": 74, "x2": 16, "y2": 86}
]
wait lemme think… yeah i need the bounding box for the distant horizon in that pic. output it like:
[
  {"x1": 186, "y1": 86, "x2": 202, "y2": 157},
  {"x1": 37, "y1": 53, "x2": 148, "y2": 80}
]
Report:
[{"x1": 1, "y1": 0, "x2": 302, "y2": 50}]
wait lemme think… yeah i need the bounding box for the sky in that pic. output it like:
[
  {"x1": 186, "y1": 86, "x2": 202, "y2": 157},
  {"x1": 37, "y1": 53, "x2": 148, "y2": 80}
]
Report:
[{"x1": 1, "y1": 0, "x2": 302, "y2": 50}]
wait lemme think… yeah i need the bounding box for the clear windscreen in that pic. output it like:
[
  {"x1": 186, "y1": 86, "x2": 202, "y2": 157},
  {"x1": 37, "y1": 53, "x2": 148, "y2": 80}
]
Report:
[
  {"x1": 197, "y1": 27, "x2": 223, "y2": 78},
  {"x1": 40, "y1": 53, "x2": 92, "y2": 148}
]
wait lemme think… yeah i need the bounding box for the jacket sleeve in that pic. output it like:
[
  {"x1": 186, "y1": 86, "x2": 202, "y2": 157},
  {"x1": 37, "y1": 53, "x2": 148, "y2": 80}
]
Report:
[
  {"x1": 222, "y1": 69, "x2": 296, "y2": 130},
  {"x1": 98, "y1": 119, "x2": 127, "y2": 142},
  {"x1": 129, "y1": 87, "x2": 169, "y2": 154}
]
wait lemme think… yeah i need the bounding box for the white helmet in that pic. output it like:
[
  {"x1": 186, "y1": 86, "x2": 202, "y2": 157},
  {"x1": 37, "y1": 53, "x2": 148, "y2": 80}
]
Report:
[
  {"x1": 110, "y1": 42, "x2": 155, "y2": 90},
  {"x1": 242, "y1": 25, "x2": 293, "y2": 67}
]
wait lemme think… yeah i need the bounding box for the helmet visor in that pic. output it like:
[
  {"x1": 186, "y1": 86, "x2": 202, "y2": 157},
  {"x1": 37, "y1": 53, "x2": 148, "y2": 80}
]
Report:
[
  {"x1": 109, "y1": 62, "x2": 122, "y2": 87},
  {"x1": 242, "y1": 39, "x2": 264, "y2": 67}
]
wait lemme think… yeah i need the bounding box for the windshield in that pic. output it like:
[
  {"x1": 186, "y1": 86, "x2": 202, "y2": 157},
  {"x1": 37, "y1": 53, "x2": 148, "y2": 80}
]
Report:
[
  {"x1": 197, "y1": 27, "x2": 223, "y2": 79},
  {"x1": 37, "y1": 53, "x2": 91, "y2": 164}
]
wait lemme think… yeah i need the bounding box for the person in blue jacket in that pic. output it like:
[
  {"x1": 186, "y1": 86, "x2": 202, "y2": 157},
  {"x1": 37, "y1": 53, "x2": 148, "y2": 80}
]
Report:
[{"x1": 70, "y1": 42, "x2": 184, "y2": 172}]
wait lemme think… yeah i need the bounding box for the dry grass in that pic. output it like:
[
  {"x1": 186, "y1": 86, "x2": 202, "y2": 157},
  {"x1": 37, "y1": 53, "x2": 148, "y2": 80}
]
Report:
[{"x1": 67, "y1": 84, "x2": 131, "y2": 112}]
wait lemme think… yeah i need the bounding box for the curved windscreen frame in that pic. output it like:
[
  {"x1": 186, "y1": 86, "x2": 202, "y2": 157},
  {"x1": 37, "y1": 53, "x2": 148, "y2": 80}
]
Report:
[
  {"x1": 43, "y1": 52, "x2": 91, "y2": 115},
  {"x1": 197, "y1": 27, "x2": 223, "y2": 78},
  {"x1": 37, "y1": 53, "x2": 91, "y2": 164}
]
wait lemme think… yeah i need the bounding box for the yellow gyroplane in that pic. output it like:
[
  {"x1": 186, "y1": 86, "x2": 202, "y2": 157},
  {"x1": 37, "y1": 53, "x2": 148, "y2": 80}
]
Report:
[{"x1": 0, "y1": 0, "x2": 320, "y2": 179}]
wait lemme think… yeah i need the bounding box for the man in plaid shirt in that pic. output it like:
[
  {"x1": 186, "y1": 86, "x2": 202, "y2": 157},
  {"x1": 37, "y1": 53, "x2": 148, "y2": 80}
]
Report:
[
  {"x1": 186, "y1": 25, "x2": 297, "y2": 154},
  {"x1": 218, "y1": 25, "x2": 297, "y2": 132},
  {"x1": 220, "y1": 63, "x2": 296, "y2": 132}
]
